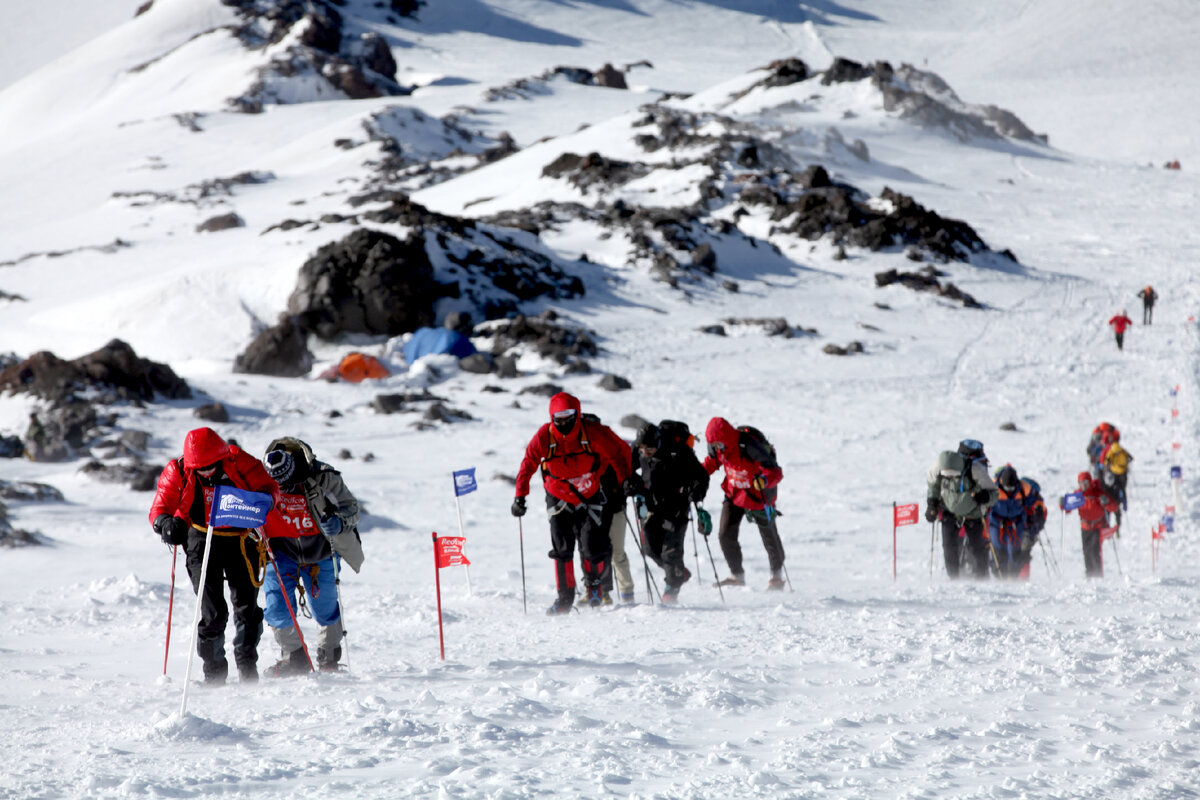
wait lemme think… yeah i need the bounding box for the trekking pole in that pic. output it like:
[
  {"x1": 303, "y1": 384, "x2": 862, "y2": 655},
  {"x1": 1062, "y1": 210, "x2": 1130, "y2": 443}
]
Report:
[
  {"x1": 781, "y1": 564, "x2": 794, "y2": 592},
  {"x1": 330, "y1": 550, "x2": 350, "y2": 670},
  {"x1": 625, "y1": 500, "x2": 661, "y2": 603},
  {"x1": 518, "y1": 517, "x2": 527, "y2": 614},
  {"x1": 691, "y1": 515, "x2": 701, "y2": 582},
  {"x1": 262, "y1": 537, "x2": 316, "y2": 672},
  {"x1": 1110, "y1": 535, "x2": 1124, "y2": 578},
  {"x1": 1041, "y1": 533, "x2": 1061, "y2": 578},
  {"x1": 163, "y1": 545, "x2": 178, "y2": 677},
  {"x1": 694, "y1": 504, "x2": 724, "y2": 605},
  {"x1": 929, "y1": 517, "x2": 937, "y2": 580},
  {"x1": 180, "y1": 521, "x2": 217, "y2": 716}
]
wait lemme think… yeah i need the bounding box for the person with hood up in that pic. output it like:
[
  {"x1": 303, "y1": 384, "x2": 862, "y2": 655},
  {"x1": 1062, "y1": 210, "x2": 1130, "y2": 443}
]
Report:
[
  {"x1": 701, "y1": 417, "x2": 786, "y2": 590},
  {"x1": 148, "y1": 427, "x2": 279, "y2": 684},
  {"x1": 1108, "y1": 310, "x2": 1133, "y2": 351},
  {"x1": 625, "y1": 422, "x2": 710, "y2": 603},
  {"x1": 1066, "y1": 471, "x2": 1119, "y2": 577},
  {"x1": 925, "y1": 439, "x2": 999, "y2": 579},
  {"x1": 512, "y1": 392, "x2": 632, "y2": 614},
  {"x1": 260, "y1": 437, "x2": 364, "y2": 676}
]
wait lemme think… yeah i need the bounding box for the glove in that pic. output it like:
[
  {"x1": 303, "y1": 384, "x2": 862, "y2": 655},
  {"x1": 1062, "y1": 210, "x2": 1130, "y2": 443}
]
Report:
[
  {"x1": 971, "y1": 490, "x2": 991, "y2": 506},
  {"x1": 622, "y1": 475, "x2": 643, "y2": 496},
  {"x1": 696, "y1": 507, "x2": 713, "y2": 536},
  {"x1": 691, "y1": 487, "x2": 707, "y2": 503},
  {"x1": 154, "y1": 514, "x2": 189, "y2": 546},
  {"x1": 633, "y1": 496, "x2": 648, "y2": 522},
  {"x1": 320, "y1": 515, "x2": 343, "y2": 537},
  {"x1": 925, "y1": 499, "x2": 940, "y2": 523},
  {"x1": 511, "y1": 497, "x2": 526, "y2": 517}
]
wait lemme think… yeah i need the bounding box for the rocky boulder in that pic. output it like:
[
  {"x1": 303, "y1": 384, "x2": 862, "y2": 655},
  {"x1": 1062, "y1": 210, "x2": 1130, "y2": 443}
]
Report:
[
  {"x1": 287, "y1": 229, "x2": 446, "y2": 339},
  {"x1": 234, "y1": 315, "x2": 314, "y2": 377},
  {"x1": 0, "y1": 339, "x2": 190, "y2": 405}
]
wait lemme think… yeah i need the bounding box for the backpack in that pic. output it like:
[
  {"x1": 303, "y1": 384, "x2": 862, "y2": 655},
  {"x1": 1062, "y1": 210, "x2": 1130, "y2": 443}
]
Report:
[
  {"x1": 737, "y1": 425, "x2": 779, "y2": 469},
  {"x1": 657, "y1": 419, "x2": 695, "y2": 452}
]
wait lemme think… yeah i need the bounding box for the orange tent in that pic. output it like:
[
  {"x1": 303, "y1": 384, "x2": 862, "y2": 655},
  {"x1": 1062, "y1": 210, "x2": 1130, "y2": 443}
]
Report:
[{"x1": 333, "y1": 352, "x2": 390, "y2": 383}]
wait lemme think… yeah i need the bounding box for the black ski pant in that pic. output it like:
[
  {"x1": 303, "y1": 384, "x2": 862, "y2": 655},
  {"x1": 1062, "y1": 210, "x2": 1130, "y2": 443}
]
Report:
[
  {"x1": 941, "y1": 517, "x2": 990, "y2": 579},
  {"x1": 718, "y1": 498, "x2": 785, "y2": 576},
  {"x1": 185, "y1": 529, "x2": 263, "y2": 679},
  {"x1": 1143, "y1": 303, "x2": 1153, "y2": 324},
  {"x1": 1115, "y1": 332, "x2": 1125, "y2": 350},
  {"x1": 643, "y1": 509, "x2": 690, "y2": 588},
  {"x1": 546, "y1": 494, "x2": 613, "y2": 602},
  {"x1": 1081, "y1": 527, "x2": 1104, "y2": 577}
]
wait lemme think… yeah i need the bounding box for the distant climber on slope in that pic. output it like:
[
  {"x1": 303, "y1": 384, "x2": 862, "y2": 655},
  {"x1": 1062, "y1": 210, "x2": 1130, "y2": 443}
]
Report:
[{"x1": 1108, "y1": 310, "x2": 1133, "y2": 351}]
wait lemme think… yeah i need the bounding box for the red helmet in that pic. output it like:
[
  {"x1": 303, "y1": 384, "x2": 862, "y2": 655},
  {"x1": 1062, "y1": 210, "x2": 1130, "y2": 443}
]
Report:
[{"x1": 1077, "y1": 471, "x2": 1093, "y2": 489}]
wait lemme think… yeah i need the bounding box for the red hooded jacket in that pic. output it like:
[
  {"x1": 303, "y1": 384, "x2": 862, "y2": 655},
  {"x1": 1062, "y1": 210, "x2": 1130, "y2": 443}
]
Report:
[
  {"x1": 515, "y1": 392, "x2": 631, "y2": 505},
  {"x1": 148, "y1": 427, "x2": 278, "y2": 529},
  {"x1": 701, "y1": 417, "x2": 783, "y2": 511},
  {"x1": 1069, "y1": 472, "x2": 1118, "y2": 531},
  {"x1": 1108, "y1": 314, "x2": 1132, "y2": 334}
]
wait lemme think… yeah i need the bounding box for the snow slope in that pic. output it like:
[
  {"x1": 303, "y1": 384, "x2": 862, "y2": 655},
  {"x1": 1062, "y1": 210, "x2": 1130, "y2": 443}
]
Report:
[{"x1": 3, "y1": 1, "x2": 1200, "y2": 798}]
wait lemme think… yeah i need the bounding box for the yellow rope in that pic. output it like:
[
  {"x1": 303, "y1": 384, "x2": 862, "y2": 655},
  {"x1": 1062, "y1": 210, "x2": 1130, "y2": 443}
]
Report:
[{"x1": 188, "y1": 523, "x2": 267, "y2": 587}]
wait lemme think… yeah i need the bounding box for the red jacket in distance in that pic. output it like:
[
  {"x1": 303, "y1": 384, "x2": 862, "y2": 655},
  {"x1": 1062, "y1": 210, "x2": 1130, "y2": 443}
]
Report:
[
  {"x1": 701, "y1": 417, "x2": 783, "y2": 511},
  {"x1": 1108, "y1": 314, "x2": 1132, "y2": 334},
  {"x1": 1069, "y1": 473, "x2": 1118, "y2": 531},
  {"x1": 148, "y1": 427, "x2": 279, "y2": 529},
  {"x1": 515, "y1": 392, "x2": 631, "y2": 505}
]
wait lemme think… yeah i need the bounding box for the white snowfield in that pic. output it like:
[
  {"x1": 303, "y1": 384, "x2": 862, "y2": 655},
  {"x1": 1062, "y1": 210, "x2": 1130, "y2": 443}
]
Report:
[{"x1": 2, "y1": 1, "x2": 1200, "y2": 798}]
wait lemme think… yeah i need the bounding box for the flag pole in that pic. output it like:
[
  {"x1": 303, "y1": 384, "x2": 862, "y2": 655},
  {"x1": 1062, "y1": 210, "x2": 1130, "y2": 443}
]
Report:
[
  {"x1": 892, "y1": 502, "x2": 897, "y2": 582},
  {"x1": 180, "y1": 521, "x2": 216, "y2": 716},
  {"x1": 453, "y1": 492, "x2": 473, "y2": 596},
  {"x1": 433, "y1": 532, "x2": 445, "y2": 660}
]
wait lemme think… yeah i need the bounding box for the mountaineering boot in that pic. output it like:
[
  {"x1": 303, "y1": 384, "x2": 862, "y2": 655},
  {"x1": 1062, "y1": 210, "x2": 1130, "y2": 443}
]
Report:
[
  {"x1": 587, "y1": 586, "x2": 604, "y2": 608},
  {"x1": 317, "y1": 646, "x2": 342, "y2": 673},
  {"x1": 619, "y1": 591, "x2": 635, "y2": 604},
  {"x1": 202, "y1": 658, "x2": 229, "y2": 686},
  {"x1": 661, "y1": 584, "x2": 680, "y2": 605},
  {"x1": 546, "y1": 600, "x2": 574, "y2": 616},
  {"x1": 767, "y1": 571, "x2": 786, "y2": 591},
  {"x1": 237, "y1": 660, "x2": 259, "y2": 683},
  {"x1": 267, "y1": 648, "x2": 311, "y2": 677},
  {"x1": 716, "y1": 573, "x2": 745, "y2": 588}
]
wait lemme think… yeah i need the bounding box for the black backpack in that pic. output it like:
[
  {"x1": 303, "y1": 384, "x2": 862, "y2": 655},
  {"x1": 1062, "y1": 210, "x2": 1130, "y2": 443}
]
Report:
[
  {"x1": 737, "y1": 425, "x2": 779, "y2": 469},
  {"x1": 657, "y1": 419, "x2": 695, "y2": 452}
]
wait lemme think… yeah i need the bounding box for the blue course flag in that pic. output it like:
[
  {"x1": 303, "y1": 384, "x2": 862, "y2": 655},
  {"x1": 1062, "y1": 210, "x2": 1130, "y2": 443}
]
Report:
[
  {"x1": 210, "y1": 486, "x2": 274, "y2": 528},
  {"x1": 453, "y1": 468, "x2": 478, "y2": 497},
  {"x1": 1163, "y1": 514, "x2": 1175, "y2": 533},
  {"x1": 1061, "y1": 491, "x2": 1085, "y2": 511},
  {"x1": 1171, "y1": 465, "x2": 1183, "y2": 479}
]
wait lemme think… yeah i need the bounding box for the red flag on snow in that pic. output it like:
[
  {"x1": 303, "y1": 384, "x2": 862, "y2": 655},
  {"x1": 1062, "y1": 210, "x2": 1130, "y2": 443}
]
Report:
[
  {"x1": 436, "y1": 536, "x2": 471, "y2": 568},
  {"x1": 893, "y1": 503, "x2": 919, "y2": 527},
  {"x1": 1099, "y1": 526, "x2": 1119, "y2": 544}
]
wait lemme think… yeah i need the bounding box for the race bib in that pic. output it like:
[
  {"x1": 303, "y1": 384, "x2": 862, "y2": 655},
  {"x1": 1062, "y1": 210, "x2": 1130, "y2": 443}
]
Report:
[
  {"x1": 276, "y1": 492, "x2": 316, "y2": 534},
  {"x1": 567, "y1": 472, "x2": 597, "y2": 496}
]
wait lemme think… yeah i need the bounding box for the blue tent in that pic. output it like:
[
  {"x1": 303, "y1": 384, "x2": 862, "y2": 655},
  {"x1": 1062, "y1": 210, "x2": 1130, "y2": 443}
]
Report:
[{"x1": 402, "y1": 327, "x2": 477, "y2": 363}]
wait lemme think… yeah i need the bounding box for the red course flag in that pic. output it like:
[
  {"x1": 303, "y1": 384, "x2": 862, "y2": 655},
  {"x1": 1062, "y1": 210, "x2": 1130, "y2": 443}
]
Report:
[
  {"x1": 436, "y1": 536, "x2": 471, "y2": 568},
  {"x1": 1099, "y1": 526, "x2": 1118, "y2": 544},
  {"x1": 893, "y1": 503, "x2": 919, "y2": 527},
  {"x1": 1172, "y1": 408, "x2": 1180, "y2": 418}
]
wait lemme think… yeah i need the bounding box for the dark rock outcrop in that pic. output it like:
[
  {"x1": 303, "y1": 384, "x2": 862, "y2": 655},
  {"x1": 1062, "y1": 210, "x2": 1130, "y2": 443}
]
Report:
[
  {"x1": 0, "y1": 339, "x2": 190, "y2": 405},
  {"x1": 234, "y1": 315, "x2": 314, "y2": 377}
]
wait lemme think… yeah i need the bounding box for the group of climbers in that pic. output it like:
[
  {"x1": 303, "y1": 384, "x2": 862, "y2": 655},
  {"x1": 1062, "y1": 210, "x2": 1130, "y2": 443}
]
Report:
[
  {"x1": 512, "y1": 392, "x2": 786, "y2": 614},
  {"x1": 926, "y1": 423, "x2": 1135, "y2": 581},
  {"x1": 149, "y1": 427, "x2": 363, "y2": 684}
]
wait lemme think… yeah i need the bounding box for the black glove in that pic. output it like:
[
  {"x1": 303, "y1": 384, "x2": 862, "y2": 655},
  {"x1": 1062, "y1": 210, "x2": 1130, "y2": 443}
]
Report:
[
  {"x1": 925, "y1": 499, "x2": 940, "y2": 523},
  {"x1": 972, "y1": 490, "x2": 991, "y2": 506},
  {"x1": 153, "y1": 514, "x2": 189, "y2": 546},
  {"x1": 622, "y1": 475, "x2": 644, "y2": 496},
  {"x1": 511, "y1": 497, "x2": 526, "y2": 517}
]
